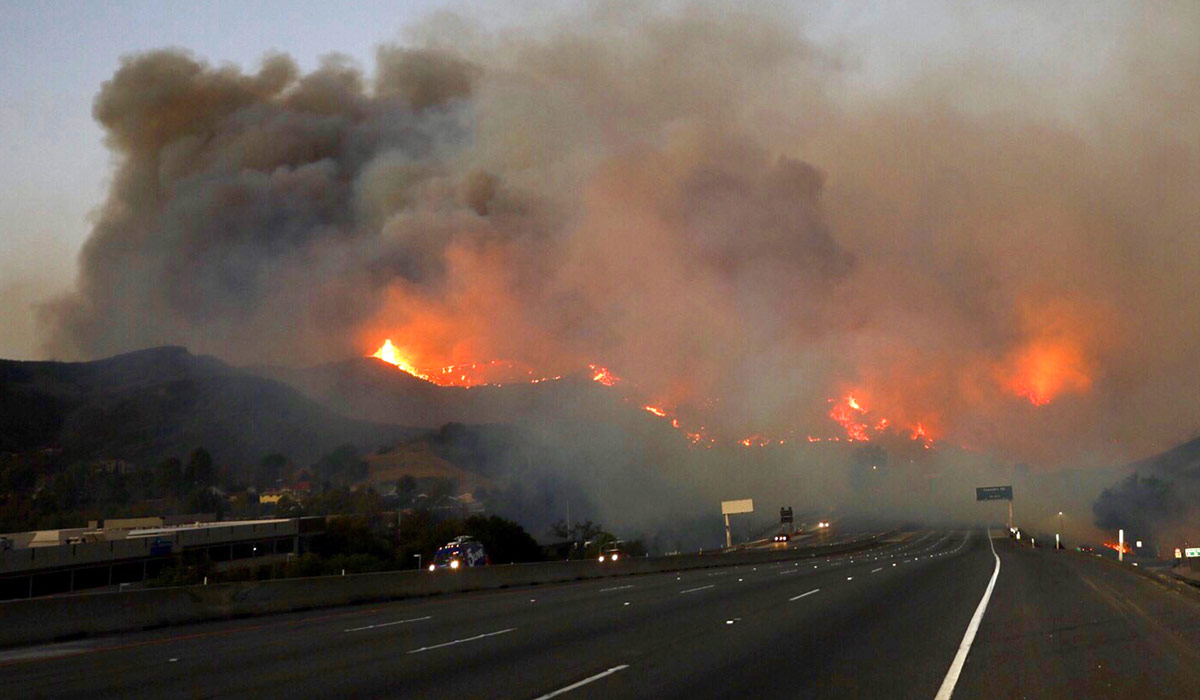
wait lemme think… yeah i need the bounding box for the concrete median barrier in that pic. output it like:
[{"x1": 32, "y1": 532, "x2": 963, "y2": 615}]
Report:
[{"x1": 0, "y1": 534, "x2": 887, "y2": 649}]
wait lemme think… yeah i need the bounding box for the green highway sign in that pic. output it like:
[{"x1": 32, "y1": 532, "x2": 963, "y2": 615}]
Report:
[
  {"x1": 1186, "y1": 548, "x2": 1200, "y2": 558},
  {"x1": 976, "y1": 485, "x2": 1013, "y2": 501}
]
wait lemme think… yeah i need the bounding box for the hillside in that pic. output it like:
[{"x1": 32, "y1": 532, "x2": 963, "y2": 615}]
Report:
[
  {"x1": 254, "y1": 357, "x2": 644, "y2": 430},
  {"x1": 0, "y1": 347, "x2": 418, "y2": 468}
]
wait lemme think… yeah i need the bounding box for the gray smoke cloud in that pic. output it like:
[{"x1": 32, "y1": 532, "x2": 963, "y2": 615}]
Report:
[{"x1": 41, "y1": 2, "x2": 1200, "y2": 473}]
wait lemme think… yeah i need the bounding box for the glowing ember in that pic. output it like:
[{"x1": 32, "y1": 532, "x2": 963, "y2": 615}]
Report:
[
  {"x1": 589, "y1": 364, "x2": 620, "y2": 386},
  {"x1": 738, "y1": 435, "x2": 773, "y2": 448},
  {"x1": 643, "y1": 405, "x2": 668, "y2": 417}
]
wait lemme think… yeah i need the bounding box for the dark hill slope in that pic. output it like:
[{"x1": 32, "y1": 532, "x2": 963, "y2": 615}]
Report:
[{"x1": 0, "y1": 347, "x2": 416, "y2": 467}]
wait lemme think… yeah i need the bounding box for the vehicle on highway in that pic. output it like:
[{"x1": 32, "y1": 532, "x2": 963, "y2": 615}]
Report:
[
  {"x1": 598, "y1": 543, "x2": 624, "y2": 562},
  {"x1": 428, "y1": 536, "x2": 489, "y2": 571},
  {"x1": 773, "y1": 533, "x2": 790, "y2": 543}
]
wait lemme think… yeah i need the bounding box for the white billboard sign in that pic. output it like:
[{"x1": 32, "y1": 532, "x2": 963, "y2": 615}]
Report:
[{"x1": 721, "y1": 499, "x2": 754, "y2": 515}]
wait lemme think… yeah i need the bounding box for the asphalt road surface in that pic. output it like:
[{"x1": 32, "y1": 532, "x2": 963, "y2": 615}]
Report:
[{"x1": 5, "y1": 530, "x2": 1200, "y2": 699}]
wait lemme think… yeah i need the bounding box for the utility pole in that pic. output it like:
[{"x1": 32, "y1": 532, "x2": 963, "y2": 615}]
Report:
[
  {"x1": 724, "y1": 513, "x2": 732, "y2": 549},
  {"x1": 1119, "y1": 528, "x2": 1125, "y2": 562}
]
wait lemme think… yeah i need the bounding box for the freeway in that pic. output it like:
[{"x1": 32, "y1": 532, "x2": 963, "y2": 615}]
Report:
[{"x1": 4, "y1": 530, "x2": 1200, "y2": 699}]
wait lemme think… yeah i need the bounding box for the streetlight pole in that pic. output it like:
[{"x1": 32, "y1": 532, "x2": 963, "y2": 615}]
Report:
[
  {"x1": 1057, "y1": 511, "x2": 1063, "y2": 550},
  {"x1": 414, "y1": 554, "x2": 422, "y2": 570}
]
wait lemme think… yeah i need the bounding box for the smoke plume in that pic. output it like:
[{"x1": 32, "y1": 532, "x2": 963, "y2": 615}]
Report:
[{"x1": 42, "y1": 3, "x2": 1200, "y2": 470}]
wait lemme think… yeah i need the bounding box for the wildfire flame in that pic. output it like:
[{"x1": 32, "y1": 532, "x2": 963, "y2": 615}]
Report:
[
  {"x1": 371, "y1": 341, "x2": 936, "y2": 451},
  {"x1": 372, "y1": 339, "x2": 435, "y2": 382},
  {"x1": 1004, "y1": 339, "x2": 1092, "y2": 406},
  {"x1": 829, "y1": 395, "x2": 871, "y2": 442},
  {"x1": 809, "y1": 393, "x2": 935, "y2": 448},
  {"x1": 1102, "y1": 541, "x2": 1132, "y2": 555},
  {"x1": 371, "y1": 340, "x2": 559, "y2": 387},
  {"x1": 590, "y1": 364, "x2": 620, "y2": 386}
]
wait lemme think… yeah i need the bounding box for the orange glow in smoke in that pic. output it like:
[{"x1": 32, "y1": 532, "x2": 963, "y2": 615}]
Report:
[{"x1": 1004, "y1": 339, "x2": 1092, "y2": 406}]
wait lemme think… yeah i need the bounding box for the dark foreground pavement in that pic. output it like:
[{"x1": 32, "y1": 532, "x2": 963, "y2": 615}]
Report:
[{"x1": 4, "y1": 529, "x2": 1200, "y2": 699}]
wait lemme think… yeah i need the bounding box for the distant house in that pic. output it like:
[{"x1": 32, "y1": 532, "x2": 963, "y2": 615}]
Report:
[
  {"x1": 259, "y1": 490, "x2": 290, "y2": 505},
  {"x1": 93, "y1": 459, "x2": 136, "y2": 475}
]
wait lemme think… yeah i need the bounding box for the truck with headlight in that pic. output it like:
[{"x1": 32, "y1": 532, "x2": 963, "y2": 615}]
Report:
[{"x1": 428, "y1": 536, "x2": 489, "y2": 571}]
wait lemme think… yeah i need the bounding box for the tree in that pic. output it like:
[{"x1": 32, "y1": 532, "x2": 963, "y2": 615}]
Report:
[
  {"x1": 1093, "y1": 472, "x2": 1184, "y2": 541},
  {"x1": 273, "y1": 494, "x2": 303, "y2": 518},
  {"x1": 313, "y1": 444, "x2": 368, "y2": 485},
  {"x1": 184, "y1": 486, "x2": 224, "y2": 517},
  {"x1": 464, "y1": 515, "x2": 544, "y2": 564},
  {"x1": 184, "y1": 448, "x2": 215, "y2": 487},
  {"x1": 155, "y1": 457, "x2": 184, "y2": 498},
  {"x1": 255, "y1": 453, "x2": 288, "y2": 489},
  {"x1": 550, "y1": 519, "x2": 605, "y2": 542}
]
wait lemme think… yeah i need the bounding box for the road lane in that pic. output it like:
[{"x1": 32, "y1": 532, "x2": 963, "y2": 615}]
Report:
[
  {"x1": 4, "y1": 530, "x2": 997, "y2": 699},
  {"x1": 954, "y1": 537, "x2": 1200, "y2": 699}
]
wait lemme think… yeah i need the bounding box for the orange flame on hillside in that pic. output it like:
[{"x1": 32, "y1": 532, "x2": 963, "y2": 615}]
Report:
[
  {"x1": 371, "y1": 340, "x2": 559, "y2": 387},
  {"x1": 372, "y1": 341, "x2": 935, "y2": 451},
  {"x1": 372, "y1": 339, "x2": 435, "y2": 382},
  {"x1": 829, "y1": 395, "x2": 871, "y2": 442},
  {"x1": 590, "y1": 364, "x2": 620, "y2": 386}
]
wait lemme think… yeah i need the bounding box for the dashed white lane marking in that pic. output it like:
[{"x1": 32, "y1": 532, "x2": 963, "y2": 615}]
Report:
[
  {"x1": 871, "y1": 567, "x2": 883, "y2": 573},
  {"x1": 406, "y1": 627, "x2": 515, "y2": 654},
  {"x1": 933, "y1": 530, "x2": 1001, "y2": 700},
  {"x1": 345, "y1": 616, "x2": 432, "y2": 632},
  {"x1": 680, "y1": 584, "x2": 716, "y2": 594},
  {"x1": 531, "y1": 664, "x2": 630, "y2": 699},
  {"x1": 789, "y1": 588, "x2": 821, "y2": 602},
  {"x1": 599, "y1": 585, "x2": 635, "y2": 592}
]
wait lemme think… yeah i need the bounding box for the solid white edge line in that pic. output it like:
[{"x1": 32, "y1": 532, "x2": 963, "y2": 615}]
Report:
[
  {"x1": 599, "y1": 584, "x2": 635, "y2": 592},
  {"x1": 406, "y1": 627, "x2": 515, "y2": 654},
  {"x1": 789, "y1": 588, "x2": 820, "y2": 602},
  {"x1": 933, "y1": 529, "x2": 1000, "y2": 700},
  {"x1": 532, "y1": 665, "x2": 630, "y2": 700},
  {"x1": 344, "y1": 616, "x2": 431, "y2": 632}
]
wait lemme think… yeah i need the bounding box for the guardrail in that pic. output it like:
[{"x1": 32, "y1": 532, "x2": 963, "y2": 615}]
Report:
[{"x1": 0, "y1": 534, "x2": 887, "y2": 649}]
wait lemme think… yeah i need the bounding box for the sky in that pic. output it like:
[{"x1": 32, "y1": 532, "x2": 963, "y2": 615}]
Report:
[{"x1": 0, "y1": 0, "x2": 487, "y2": 359}]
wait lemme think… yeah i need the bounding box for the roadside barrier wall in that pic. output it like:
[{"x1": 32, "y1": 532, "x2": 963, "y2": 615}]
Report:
[{"x1": 0, "y1": 536, "x2": 885, "y2": 649}]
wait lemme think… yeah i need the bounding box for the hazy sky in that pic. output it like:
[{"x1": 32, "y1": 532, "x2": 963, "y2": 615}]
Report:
[{"x1": 0, "y1": 1, "x2": 1140, "y2": 360}]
